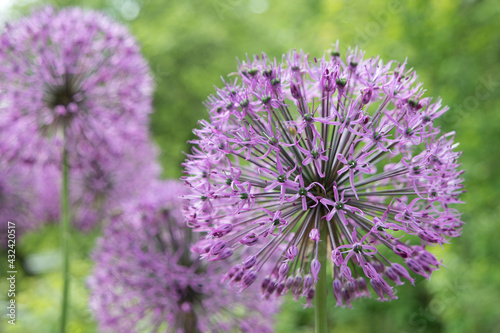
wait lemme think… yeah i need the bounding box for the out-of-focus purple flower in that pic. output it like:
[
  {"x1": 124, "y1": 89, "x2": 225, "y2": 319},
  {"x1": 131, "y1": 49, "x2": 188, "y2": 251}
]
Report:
[
  {"x1": 0, "y1": 159, "x2": 39, "y2": 242},
  {"x1": 0, "y1": 6, "x2": 159, "y2": 230},
  {"x1": 183, "y1": 44, "x2": 465, "y2": 307},
  {"x1": 0, "y1": 6, "x2": 153, "y2": 162},
  {"x1": 88, "y1": 180, "x2": 279, "y2": 332},
  {"x1": 34, "y1": 135, "x2": 161, "y2": 230}
]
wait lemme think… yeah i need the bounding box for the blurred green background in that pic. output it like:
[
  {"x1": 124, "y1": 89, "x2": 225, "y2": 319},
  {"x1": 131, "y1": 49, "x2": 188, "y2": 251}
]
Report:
[{"x1": 1, "y1": 0, "x2": 499, "y2": 332}]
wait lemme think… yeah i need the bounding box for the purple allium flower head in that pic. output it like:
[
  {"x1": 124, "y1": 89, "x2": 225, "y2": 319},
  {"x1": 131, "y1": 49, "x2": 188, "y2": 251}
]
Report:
[
  {"x1": 88, "y1": 180, "x2": 279, "y2": 332},
  {"x1": 0, "y1": 6, "x2": 160, "y2": 230},
  {"x1": 0, "y1": 6, "x2": 153, "y2": 162},
  {"x1": 183, "y1": 44, "x2": 465, "y2": 307}
]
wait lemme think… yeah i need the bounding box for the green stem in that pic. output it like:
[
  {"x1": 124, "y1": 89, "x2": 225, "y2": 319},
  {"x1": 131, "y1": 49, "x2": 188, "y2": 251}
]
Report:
[
  {"x1": 315, "y1": 221, "x2": 328, "y2": 333},
  {"x1": 60, "y1": 138, "x2": 70, "y2": 333}
]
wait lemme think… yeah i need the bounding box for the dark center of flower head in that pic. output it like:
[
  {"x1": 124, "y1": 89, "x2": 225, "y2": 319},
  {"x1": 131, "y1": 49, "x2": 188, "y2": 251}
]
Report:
[
  {"x1": 182, "y1": 284, "x2": 203, "y2": 304},
  {"x1": 171, "y1": 278, "x2": 203, "y2": 332},
  {"x1": 41, "y1": 72, "x2": 85, "y2": 134},
  {"x1": 43, "y1": 72, "x2": 82, "y2": 111},
  {"x1": 353, "y1": 244, "x2": 362, "y2": 253},
  {"x1": 277, "y1": 175, "x2": 286, "y2": 183},
  {"x1": 240, "y1": 193, "x2": 249, "y2": 200},
  {"x1": 348, "y1": 160, "x2": 357, "y2": 168},
  {"x1": 311, "y1": 151, "x2": 319, "y2": 158},
  {"x1": 273, "y1": 219, "x2": 280, "y2": 226},
  {"x1": 304, "y1": 114, "x2": 313, "y2": 122},
  {"x1": 299, "y1": 187, "x2": 307, "y2": 196},
  {"x1": 335, "y1": 202, "x2": 344, "y2": 210}
]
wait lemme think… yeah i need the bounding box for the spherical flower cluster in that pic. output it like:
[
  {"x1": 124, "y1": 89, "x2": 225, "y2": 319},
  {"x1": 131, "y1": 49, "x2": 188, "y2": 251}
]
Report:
[
  {"x1": 0, "y1": 6, "x2": 159, "y2": 230},
  {"x1": 0, "y1": 6, "x2": 153, "y2": 162},
  {"x1": 89, "y1": 181, "x2": 279, "y2": 332},
  {"x1": 183, "y1": 44, "x2": 465, "y2": 307}
]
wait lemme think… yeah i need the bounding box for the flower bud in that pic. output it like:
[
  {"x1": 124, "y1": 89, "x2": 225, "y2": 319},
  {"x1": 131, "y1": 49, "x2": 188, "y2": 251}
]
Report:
[
  {"x1": 209, "y1": 241, "x2": 227, "y2": 256},
  {"x1": 285, "y1": 276, "x2": 294, "y2": 291},
  {"x1": 216, "y1": 248, "x2": 233, "y2": 260},
  {"x1": 242, "y1": 270, "x2": 257, "y2": 289},
  {"x1": 292, "y1": 274, "x2": 303, "y2": 298},
  {"x1": 393, "y1": 244, "x2": 412, "y2": 259},
  {"x1": 54, "y1": 104, "x2": 67, "y2": 115},
  {"x1": 311, "y1": 259, "x2": 321, "y2": 282},
  {"x1": 285, "y1": 245, "x2": 298, "y2": 261},
  {"x1": 240, "y1": 233, "x2": 258, "y2": 246},
  {"x1": 232, "y1": 269, "x2": 244, "y2": 283},
  {"x1": 303, "y1": 274, "x2": 314, "y2": 292},
  {"x1": 309, "y1": 228, "x2": 320, "y2": 241},
  {"x1": 332, "y1": 279, "x2": 343, "y2": 307},
  {"x1": 290, "y1": 82, "x2": 301, "y2": 99},
  {"x1": 406, "y1": 259, "x2": 425, "y2": 277},
  {"x1": 261, "y1": 276, "x2": 271, "y2": 293},
  {"x1": 305, "y1": 288, "x2": 315, "y2": 307},
  {"x1": 391, "y1": 263, "x2": 415, "y2": 285},
  {"x1": 385, "y1": 267, "x2": 402, "y2": 285},
  {"x1": 362, "y1": 88, "x2": 372, "y2": 105},
  {"x1": 276, "y1": 281, "x2": 285, "y2": 295},
  {"x1": 419, "y1": 251, "x2": 439, "y2": 266},
  {"x1": 242, "y1": 256, "x2": 256, "y2": 269},
  {"x1": 222, "y1": 265, "x2": 240, "y2": 282},
  {"x1": 355, "y1": 277, "x2": 369, "y2": 297},
  {"x1": 265, "y1": 279, "x2": 278, "y2": 298},
  {"x1": 212, "y1": 224, "x2": 233, "y2": 237},
  {"x1": 341, "y1": 287, "x2": 353, "y2": 308},
  {"x1": 278, "y1": 263, "x2": 290, "y2": 278}
]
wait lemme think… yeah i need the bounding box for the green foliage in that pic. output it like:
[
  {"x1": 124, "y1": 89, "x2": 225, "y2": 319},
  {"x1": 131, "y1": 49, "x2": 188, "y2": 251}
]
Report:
[{"x1": 1, "y1": 0, "x2": 499, "y2": 332}]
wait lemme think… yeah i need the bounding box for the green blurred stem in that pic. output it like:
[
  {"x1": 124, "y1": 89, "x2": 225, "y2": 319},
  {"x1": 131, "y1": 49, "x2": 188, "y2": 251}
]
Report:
[
  {"x1": 60, "y1": 137, "x2": 70, "y2": 333},
  {"x1": 315, "y1": 222, "x2": 328, "y2": 333}
]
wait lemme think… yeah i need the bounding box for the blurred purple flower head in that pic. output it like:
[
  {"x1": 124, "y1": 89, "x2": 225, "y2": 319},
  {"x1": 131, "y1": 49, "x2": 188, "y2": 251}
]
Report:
[
  {"x1": 183, "y1": 43, "x2": 465, "y2": 307},
  {"x1": 89, "y1": 180, "x2": 280, "y2": 332},
  {"x1": 0, "y1": 6, "x2": 160, "y2": 230},
  {"x1": 0, "y1": 6, "x2": 153, "y2": 162}
]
